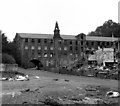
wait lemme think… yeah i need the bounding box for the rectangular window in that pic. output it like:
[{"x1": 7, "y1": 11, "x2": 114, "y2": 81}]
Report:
[
  {"x1": 44, "y1": 39, "x2": 47, "y2": 43},
  {"x1": 50, "y1": 53, "x2": 54, "y2": 57},
  {"x1": 86, "y1": 41, "x2": 88, "y2": 46},
  {"x1": 38, "y1": 39, "x2": 41, "y2": 43},
  {"x1": 58, "y1": 47, "x2": 61, "y2": 50},
  {"x1": 38, "y1": 55, "x2": 41, "y2": 58},
  {"x1": 64, "y1": 52, "x2": 67, "y2": 55},
  {"x1": 70, "y1": 46, "x2": 72, "y2": 50},
  {"x1": 91, "y1": 41, "x2": 94, "y2": 46},
  {"x1": 31, "y1": 46, "x2": 35, "y2": 50},
  {"x1": 97, "y1": 41, "x2": 100, "y2": 46},
  {"x1": 50, "y1": 39, "x2": 53, "y2": 43},
  {"x1": 38, "y1": 46, "x2": 41, "y2": 50},
  {"x1": 44, "y1": 46, "x2": 47, "y2": 50},
  {"x1": 81, "y1": 41, "x2": 83, "y2": 45},
  {"x1": 25, "y1": 38, "x2": 28, "y2": 42},
  {"x1": 81, "y1": 35, "x2": 83, "y2": 39},
  {"x1": 31, "y1": 39, "x2": 34, "y2": 43},
  {"x1": 64, "y1": 47, "x2": 67, "y2": 51},
  {"x1": 81, "y1": 47, "x2": 83, "y2": 52},
  {"x1": 31, "y1": 50, "x2": 35, "y2": 56},
  {"x1": 25, "y1": 46, "x2": 28, "y2": 50},
  {"x1": 75, "y1": 47, "x2": 78, "y2": 51},
  {"x1": 106, "y1": 42, "x2": 109, "y2": 46},
  {"x1": 38, "y1": 51, "x2": 41, "y2": 55},
  {"x1": 70, "y1": 40, "x2": 72, "y2": 45},
  {"x1": 76, "y1": 41, "x2": 78, "y2": 45},
  {"x1": 44, "y1": 53, "x2": 47, "y2": 57},
  {"x1": 64, "y1": 40, "x2": 67, "y2": 44},
  {"x1": 50, "y1": 46, "x2": 54, "y2": 50}
]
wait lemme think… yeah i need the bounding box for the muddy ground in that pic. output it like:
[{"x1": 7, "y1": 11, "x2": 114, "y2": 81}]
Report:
[{"x1": 1, "y1": 68, "x2": 119, "y2": 105}]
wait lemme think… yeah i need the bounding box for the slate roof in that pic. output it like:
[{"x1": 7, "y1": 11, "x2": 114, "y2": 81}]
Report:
[
  {"x1": 17, "y1": 33, "x2": 119, "y2": 41},
  {"x1": 17, "y1": 33, "x2": 76, "y2": 40},
  {"x1": 86, "y1": 36, "x2": 118, "y2": 41}
]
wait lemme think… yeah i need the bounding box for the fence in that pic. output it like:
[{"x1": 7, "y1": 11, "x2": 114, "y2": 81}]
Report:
[{"x1": 0, "y1": 64, "x2": 18, "y2": 72}]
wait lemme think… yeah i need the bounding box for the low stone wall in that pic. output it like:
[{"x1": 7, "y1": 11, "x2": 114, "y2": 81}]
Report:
[
  {"x1": 0, "y1": 64, "x2": 18, "y2": 72},
  {"x1": 0, "y1": 64, "x2": 5, "y2": 71}
]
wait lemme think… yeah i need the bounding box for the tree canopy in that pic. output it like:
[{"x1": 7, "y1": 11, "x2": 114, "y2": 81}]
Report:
[
  {"x1": 88, "y1": 20, "x2": 120, "y2": 37},
  {"x1": 2, "y1": 53, "x2": 16, "y2": 64},
  {"x1": 2, "y1": 32, "x2": 21, "y2": 65}
]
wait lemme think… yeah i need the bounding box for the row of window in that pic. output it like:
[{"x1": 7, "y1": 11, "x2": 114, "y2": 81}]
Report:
[
  {"x1": 25, "y1": 45, "x2": 84, "y2": 51},
  {"x1": 25, "y1": 38, "x2": 84, "y2": 45},
  {"x1": 85, "y1": 41, "x2": 116, "y2": 47},
  {"x1": 31, "y1": 52, "x2": 79, "y2": 58},
  {"x1": 25, "y1": 38, "x2": 119, "y2": 48}
]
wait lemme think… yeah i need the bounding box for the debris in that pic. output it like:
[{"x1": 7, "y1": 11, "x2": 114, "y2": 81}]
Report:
[
  {"x1": 82, "y1": 97, "x2": 98, "y2": 104},
  {"x1": 4, "y1": 91, "x2": 21, "y2": 97},
  {"x1": 106, "y1": 91, "x2": 119, "y2": 98},
  {"x1": 15, "y1": 75, "x2": 29, "y2": 81},
  {"x1": 25, "y1": 75, "x2": 29, "y2": 78},
  {"x1": 21, "y1": 88, "x2": 30, "y2": 93},
  {"x1": 53, "y1": 78, "x2": 59, "y2": 81},
  {"x1": 0, "y1": 77, "x2": 7, "y2": 81},
  {"x1": 87, "y1": 74, "x2": 94, "y2": 77},
  {"x1": 64, "y1": 79, "x2": 69, "y2": 82},
  {"x1": 35, "y1": 76, "x2": 40, "y2": 79},
  {"x1": 8, "y1": 78, "x2": 14, "y2": 81}
]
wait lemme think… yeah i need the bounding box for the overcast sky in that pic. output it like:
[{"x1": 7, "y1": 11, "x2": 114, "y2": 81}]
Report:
[{"x1": 0, "y1": 0, "x2": 119, "y2": 41}]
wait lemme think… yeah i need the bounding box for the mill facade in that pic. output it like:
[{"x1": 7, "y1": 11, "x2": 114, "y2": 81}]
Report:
[{"x1": 14, "y1": 22, "x2": 120, "y2": 68}]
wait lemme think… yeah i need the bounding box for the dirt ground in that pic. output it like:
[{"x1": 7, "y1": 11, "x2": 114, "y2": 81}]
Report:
[{"x1": 1, "y1": 68, "x2": 119, "y2": 105}]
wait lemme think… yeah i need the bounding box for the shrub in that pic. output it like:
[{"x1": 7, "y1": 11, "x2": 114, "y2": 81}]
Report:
[{"x1": 2, "y1": 53, "x2": 16, "y2": 64}]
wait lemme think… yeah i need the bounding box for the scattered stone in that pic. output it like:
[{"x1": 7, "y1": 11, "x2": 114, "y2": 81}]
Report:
[
  {"x1": 15, "y1": 75, "x2": 29, "y2": 81},
  {"x1": 21, "y1": 88, "x2": 30, "y2": 93},
  {"x1": 64, "y1": 79, "x2": 69, "y2": 82},
  {"x1": 8, "y1": 78, "x2": 14, "y2": 81},
  {"x1": 53, "y1": 78, "x2": 59, "y2": 81},
  {"x1": 0, "y1": 77, "x2": 7, "y2": 81},
  {"x1": 35, "y1": 76, "x2": 40, "y2": 79},
  {"x1": 106, "y1": 91, "x2": 119, "y2": 98},
  {"x1": 22, "y1": 101, "x2": 29, "y2": 104}
]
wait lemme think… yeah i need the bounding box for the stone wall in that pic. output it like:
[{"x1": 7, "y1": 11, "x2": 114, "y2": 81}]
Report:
[{"x1": 0, "y1": 64, "x2": 18, "y2": 72}]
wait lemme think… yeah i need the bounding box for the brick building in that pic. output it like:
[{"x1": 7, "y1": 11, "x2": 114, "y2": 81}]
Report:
[{"x1": 14, "y1": 22, "x2": 120, "y2": 68}]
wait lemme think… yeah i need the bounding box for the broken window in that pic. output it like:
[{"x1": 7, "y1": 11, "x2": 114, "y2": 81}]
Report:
[
  {"x1": 31, "y1": 46, "x2": 35, "y2": 50},
  {"x1": 38, "y1": 39, "x2": 41, "y2": 43},
  {"x1": 38, "y1": 46, "x2": 41, "y2": 50},
  {"x1": 44, "y1": 46, "x2": 47, "y2": 50},
  {"x1": 25, "y1": 38, "x2": 28, "y2": 42},
  {"x1": 25, "y1": 46, "x2": 28, "y2": 50},
  {"x1": 64, "y1": 47, "x2": 67, "y2": 50},
  {"x1": 44, "y1": 53, "x2": 47, "y2": 57},
  {"x1": 50, "y1": 46, "x2": 54, "y2": 50}
]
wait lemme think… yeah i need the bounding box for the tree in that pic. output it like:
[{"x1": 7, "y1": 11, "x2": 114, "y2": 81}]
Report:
[
  {"x1": 2, "y1": 33, "x2": 11, "y2": 53},
  {"x1": 2, "y1": 33, "x2": 21, "y2": 65},
  {"x1": 10, "y1": 39, "x2": 21, "y2": 66},
  {"x1": 88, "y1": 20, "x2": 120, "y2": 37}
]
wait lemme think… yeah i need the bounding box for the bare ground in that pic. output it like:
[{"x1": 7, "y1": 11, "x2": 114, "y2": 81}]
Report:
[{"x1": 1, "y1": 68, "x2": 119, "y2": 105}]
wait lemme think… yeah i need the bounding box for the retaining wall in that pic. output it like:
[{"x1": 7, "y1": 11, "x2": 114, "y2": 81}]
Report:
[{"x1": 0, "y1": 64, "x2": 18, "y2": 71}]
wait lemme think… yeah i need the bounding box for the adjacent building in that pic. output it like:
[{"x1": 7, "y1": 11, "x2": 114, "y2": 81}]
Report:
[{"x1": 14, "y1": 22, "x2": 120, "y2": 68}]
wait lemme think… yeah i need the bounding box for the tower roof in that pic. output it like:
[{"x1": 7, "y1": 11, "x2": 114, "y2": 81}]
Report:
[{"x1": 55, "y1": 21, "x2": 59, "y2": 30}]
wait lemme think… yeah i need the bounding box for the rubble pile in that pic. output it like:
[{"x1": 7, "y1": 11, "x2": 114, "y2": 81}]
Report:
[{"x1": 0, "y1": 71, "x2": 29, "y2": 81}]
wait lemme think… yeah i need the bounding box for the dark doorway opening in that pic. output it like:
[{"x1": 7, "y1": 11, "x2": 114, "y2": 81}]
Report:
[{"x1": 29, "y1": 58, "x2": 43, "y2": 70}]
